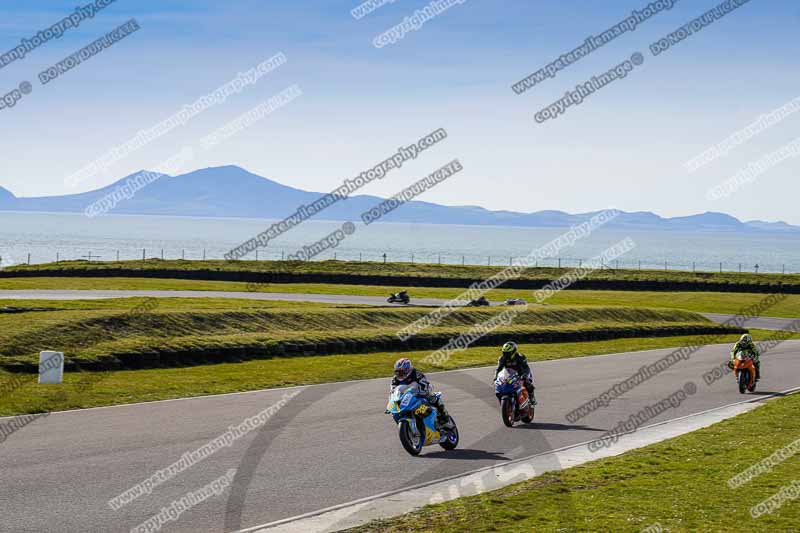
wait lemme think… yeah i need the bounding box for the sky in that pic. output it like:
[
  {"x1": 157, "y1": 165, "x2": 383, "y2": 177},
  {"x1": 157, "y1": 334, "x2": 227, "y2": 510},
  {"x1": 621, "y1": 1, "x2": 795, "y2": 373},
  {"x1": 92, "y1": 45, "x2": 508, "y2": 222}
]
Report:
[{"x1": 0, "y1": 0, "x2": 798, "y2": 223}]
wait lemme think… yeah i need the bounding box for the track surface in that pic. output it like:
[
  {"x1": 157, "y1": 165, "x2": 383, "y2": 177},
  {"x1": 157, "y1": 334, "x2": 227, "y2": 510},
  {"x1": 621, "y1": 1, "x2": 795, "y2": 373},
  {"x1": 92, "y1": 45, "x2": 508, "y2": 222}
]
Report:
[
  {"x1": 702, "y1": 312, "x2": 799, "y2": 332},
  {"x1": 0, "y1": 290, "x2": 797, "y2": 331},
  {"x1": 0, "y1": 289, "x2": 448, "y2": 306},
  {"x1": 2, "y1": 342, "x2": 798, "y2": 532}
]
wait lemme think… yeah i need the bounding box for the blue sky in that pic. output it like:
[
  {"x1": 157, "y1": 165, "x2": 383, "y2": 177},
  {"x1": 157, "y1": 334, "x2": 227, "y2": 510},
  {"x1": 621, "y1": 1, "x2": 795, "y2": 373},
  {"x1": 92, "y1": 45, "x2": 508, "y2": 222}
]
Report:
[{"x1": 1, "y1": 0, "x2": 798, "y2": 222}]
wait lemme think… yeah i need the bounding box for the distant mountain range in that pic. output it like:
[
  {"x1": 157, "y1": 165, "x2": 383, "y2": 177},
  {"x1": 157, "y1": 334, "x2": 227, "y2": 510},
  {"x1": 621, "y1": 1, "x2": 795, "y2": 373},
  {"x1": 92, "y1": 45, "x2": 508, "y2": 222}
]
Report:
[{"x1": 1, "y1": 165, "x2": 798, "y2": 233}]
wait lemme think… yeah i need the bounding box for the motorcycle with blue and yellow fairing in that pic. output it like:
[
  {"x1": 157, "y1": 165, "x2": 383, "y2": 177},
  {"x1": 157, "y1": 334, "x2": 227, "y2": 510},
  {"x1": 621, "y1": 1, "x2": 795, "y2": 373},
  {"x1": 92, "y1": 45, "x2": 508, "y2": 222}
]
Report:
[{"x1": 386, "y1": 383, "x2": 459, "y2": 456}]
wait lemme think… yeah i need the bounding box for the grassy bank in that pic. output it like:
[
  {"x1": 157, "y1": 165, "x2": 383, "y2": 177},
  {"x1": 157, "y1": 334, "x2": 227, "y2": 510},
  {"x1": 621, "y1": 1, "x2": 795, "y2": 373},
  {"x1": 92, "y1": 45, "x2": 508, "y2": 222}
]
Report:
[
  {"x1": 0, "y1": 333, "x2": 770, "y2": 416},
  {"x1": 0, "y1": 300, "x2": 732, "y2": 370},
  {"x1": 4, "y1": 258, "x2": 798, "y2": 293},
  {"x1": 3, "y1": 277, "x2": 800, "y2": 318},
  {"x1": 349, "y1": 391, "x2": 800, "y2": 533}
]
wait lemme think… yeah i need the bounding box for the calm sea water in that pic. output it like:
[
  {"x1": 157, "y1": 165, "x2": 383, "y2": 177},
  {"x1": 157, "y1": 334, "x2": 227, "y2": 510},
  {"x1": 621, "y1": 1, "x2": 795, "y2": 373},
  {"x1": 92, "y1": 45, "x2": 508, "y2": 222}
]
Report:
[{"x1": 2, "y1": 211, "x2": 799, "y2": 274}]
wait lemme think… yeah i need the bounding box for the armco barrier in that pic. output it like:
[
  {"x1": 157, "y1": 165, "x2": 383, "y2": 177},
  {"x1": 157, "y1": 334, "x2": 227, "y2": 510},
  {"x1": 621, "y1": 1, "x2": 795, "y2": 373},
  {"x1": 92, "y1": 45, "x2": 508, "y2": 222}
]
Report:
[{"x1": 0, "y1": 268, "x2": 798, "y2": 293}]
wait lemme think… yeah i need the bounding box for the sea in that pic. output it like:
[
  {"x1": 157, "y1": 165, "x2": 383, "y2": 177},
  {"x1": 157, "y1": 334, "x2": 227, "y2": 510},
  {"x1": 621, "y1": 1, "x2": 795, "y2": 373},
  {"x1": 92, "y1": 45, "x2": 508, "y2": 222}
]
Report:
[{"x1": 1, "y1": 211, "x2": 799, "y2": 274}]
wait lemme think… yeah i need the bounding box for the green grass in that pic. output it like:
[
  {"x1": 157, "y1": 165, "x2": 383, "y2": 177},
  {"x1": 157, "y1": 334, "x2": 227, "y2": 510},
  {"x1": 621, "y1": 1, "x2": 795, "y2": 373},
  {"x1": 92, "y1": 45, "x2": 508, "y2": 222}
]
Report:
[
  {"x1": 0, "y1": 333, "x2": 768, "y2": 416},
  {"x1": 2, "y1": 277, "x2": 800, "y2": 317},
  {"x1": 6, "y1": 258, "x2": 799, "y2": 286},
  {"x1": 348, "y1": 392, "x2": 800, "y2": 533},
  {"x1": 0, "y1": 276, "x2": 254, "y2": 292},
  {"x1": 0, "y1": 300, "x2": 724, "y2": 368}
]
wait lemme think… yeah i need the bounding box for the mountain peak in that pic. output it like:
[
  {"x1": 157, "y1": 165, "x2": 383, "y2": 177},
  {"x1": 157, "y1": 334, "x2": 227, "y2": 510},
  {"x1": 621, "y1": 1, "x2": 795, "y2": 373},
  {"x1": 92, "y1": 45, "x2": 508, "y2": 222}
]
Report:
[
  {"x1": 0, "y1": 167, "x2": 798, "y2": 233},
  {"x1": 0, "y1": 185, "x2": 15, "y2": 202}
]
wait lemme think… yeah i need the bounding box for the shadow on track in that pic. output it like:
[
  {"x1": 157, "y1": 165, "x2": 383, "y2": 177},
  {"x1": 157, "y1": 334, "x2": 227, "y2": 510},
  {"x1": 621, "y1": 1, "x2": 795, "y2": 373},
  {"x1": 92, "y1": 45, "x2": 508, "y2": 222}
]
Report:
[
  {"x1": 418, "y1": 449, "x2": 511, "y2": 461},
  {"x1": 513, "y1": 421, "x2": 605, "y2": 432}
]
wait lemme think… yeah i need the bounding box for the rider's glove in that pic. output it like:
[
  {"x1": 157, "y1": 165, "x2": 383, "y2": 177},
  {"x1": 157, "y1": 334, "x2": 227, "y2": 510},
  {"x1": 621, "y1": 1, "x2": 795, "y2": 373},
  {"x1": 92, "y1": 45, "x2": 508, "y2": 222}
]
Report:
[{"x1": 727, "y1": 360, "x2": 734, "y2": 370}]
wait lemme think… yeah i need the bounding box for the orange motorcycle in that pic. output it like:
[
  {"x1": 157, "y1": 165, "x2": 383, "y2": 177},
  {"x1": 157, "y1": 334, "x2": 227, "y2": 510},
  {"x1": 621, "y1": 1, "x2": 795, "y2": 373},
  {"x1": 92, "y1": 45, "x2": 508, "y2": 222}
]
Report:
[{"x1": 732, "y1": 352, "x2": 757, "y2": 394}]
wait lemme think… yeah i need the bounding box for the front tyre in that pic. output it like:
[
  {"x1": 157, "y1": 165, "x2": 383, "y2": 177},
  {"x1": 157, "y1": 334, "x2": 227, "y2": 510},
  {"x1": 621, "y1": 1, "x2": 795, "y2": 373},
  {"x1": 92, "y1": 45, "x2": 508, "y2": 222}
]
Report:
[
  {"x1": 747, "y1": 373, "x2": 757, "y2": 393},
  {"x1": 737, "y1": 370, "x2": 749, "y2": 394},
  {"x1": 501, "y1": 397, "x2": 515, "y2": 427},
  {"x1": 439, "y1": 417, "x2": 459, "y2": 450},
  {"x1": 398, "y1": 419, "x2": 424, "y2": 456}
]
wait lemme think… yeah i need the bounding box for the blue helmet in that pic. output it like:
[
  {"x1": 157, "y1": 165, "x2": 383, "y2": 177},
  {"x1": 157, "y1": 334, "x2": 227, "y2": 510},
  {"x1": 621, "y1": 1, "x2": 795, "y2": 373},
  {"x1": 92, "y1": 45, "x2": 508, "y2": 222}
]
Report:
[{"x1": 394, "y1": 358, "x2": 413, "y2": 381}]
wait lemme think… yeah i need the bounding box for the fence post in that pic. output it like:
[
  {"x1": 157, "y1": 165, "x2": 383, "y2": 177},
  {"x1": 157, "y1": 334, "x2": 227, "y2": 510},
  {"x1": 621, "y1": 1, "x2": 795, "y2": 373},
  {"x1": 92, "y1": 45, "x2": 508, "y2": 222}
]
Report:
[
  {"x1": 359, "y1": 252, "x2": 362, "y2": 262},
  {"x1": 27, "y1": 253, "x2": 30, "y2": 265},
  {"x1": 203, "y1": 249, "x2": 206, "y2": 260},
  {"x1": 412, "y1": 253, "x2": 414, "y2": 264},
  {"x1": 664, "y1": 260, "x2": 667, "y2": 271},
  {"x1": 182, "y1": 249, "x2": 185, "y2": 260},
  {"x1": 739, "y1": 263, "x2": 742, "y2": 273},
  {"x1": 719, "y1": 262, "x2": 722, "y2": 274},
  {"x1": 282, "y1": 251, "x2": 285, "y2": 261},
  {"x1": 579, "y1": 259, "x2": 582, "y2": 268},
  {"x1": 383, "y1": 253, "x2": 387, "y2": 264},
  {"x1": 692, "y1": 261, "x2": 695, "y2": 273},
  {"x1": 161, "y1": 249, "x2": 164, "y2": 260},
  {"x1": 488, "y1": 256, "x2": 491, "y2": 266},
  {"x1": 558, "y1": 258, "x2": 561, "y2": 268},
  {"x1": 462, "y1": 255, "x2": 465, "y2": 266},
  {"x1": 142, "y1": 248, "x2": 146, "y2": 261},
  {"x1": 783, "y1": 264, "x2": 786, "y2": 274},
  {"x1": 638, "y1": 260, "x2": 641, "y2": 271}
]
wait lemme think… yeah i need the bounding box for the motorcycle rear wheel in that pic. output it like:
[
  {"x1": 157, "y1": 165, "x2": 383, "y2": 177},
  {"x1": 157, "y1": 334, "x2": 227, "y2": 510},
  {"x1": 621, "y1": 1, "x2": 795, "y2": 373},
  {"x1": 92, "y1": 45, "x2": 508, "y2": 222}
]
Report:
[
  {"x1": 521, "y1": 407, "x2": 534, "y2": 424},
  {"x1": 439, "y1": 417, "x2": 459, "y2": 450}
]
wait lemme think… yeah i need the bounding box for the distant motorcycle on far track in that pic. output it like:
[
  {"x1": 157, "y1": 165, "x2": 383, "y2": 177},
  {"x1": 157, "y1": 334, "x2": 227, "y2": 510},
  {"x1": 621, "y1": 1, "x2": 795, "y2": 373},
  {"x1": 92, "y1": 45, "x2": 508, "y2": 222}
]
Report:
[{"x1": 387, "y1": 291, "x2": 410, "y2": 304}]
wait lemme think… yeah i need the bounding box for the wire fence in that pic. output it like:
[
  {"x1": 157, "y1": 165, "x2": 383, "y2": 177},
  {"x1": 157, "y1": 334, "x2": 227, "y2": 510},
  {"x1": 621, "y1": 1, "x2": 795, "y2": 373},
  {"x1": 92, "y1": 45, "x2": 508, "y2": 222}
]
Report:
[{"x1": 0, "y1": 248, "x2": 795, "y2": 275}]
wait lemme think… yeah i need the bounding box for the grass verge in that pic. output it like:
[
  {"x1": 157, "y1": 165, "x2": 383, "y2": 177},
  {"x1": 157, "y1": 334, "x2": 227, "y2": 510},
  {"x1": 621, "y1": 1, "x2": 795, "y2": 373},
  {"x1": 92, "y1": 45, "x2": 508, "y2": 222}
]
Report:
[
  {"x1": 0, "y1": 333, "x2": 768, "y2": 416},
  {"x1": 0, "y1": 301, "x2": 735, "y2": 370},
  {"x1": 347, "y1": 391, "x2": 800, "y2": 532}
]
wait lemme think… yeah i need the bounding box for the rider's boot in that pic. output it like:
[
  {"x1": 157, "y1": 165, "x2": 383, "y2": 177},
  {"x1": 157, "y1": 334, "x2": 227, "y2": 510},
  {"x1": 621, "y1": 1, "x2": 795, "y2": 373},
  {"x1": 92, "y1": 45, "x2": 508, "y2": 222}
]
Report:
[
  {"x1": 526, "y1": 382, "x2": 537, "y2": 406},
  {"x1": 434, "y1": 400, "x2": 454, "y2": 429}
]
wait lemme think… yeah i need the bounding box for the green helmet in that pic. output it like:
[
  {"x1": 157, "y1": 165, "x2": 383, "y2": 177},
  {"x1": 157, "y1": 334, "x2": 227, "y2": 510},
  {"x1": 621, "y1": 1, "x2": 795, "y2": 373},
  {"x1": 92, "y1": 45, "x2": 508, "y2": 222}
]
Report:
[
  {"x1": 740, "y1": 333, "x2": 753, "y2": 344},
  {"x1": 502, "y1": 341, "x2": 518, "y2": 357}
]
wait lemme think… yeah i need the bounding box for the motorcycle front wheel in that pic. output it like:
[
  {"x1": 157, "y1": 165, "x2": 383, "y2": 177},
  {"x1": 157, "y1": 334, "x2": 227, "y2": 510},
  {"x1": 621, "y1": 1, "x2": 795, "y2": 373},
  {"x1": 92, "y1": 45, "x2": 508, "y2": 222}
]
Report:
[
  {"x1": 501, "y1": 397, "x2": 515, "y2": 427},
  {"x1": 399, "y1": 419, "x2": 424, "y2": 456},
  {"x1": 737, "y1": 369, "x2": 749, "y2": 394}
]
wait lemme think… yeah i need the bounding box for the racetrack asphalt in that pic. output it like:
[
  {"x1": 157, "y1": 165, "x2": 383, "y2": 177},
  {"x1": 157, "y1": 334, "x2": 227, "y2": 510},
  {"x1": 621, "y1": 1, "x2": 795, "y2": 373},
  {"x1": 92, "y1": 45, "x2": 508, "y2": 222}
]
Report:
[
  {"x1": 0, "y1": 289, "x2": 797, "y2": 331},
  {"x1": 2, "y1": 340, "x2": 798, "y2": 532}
]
